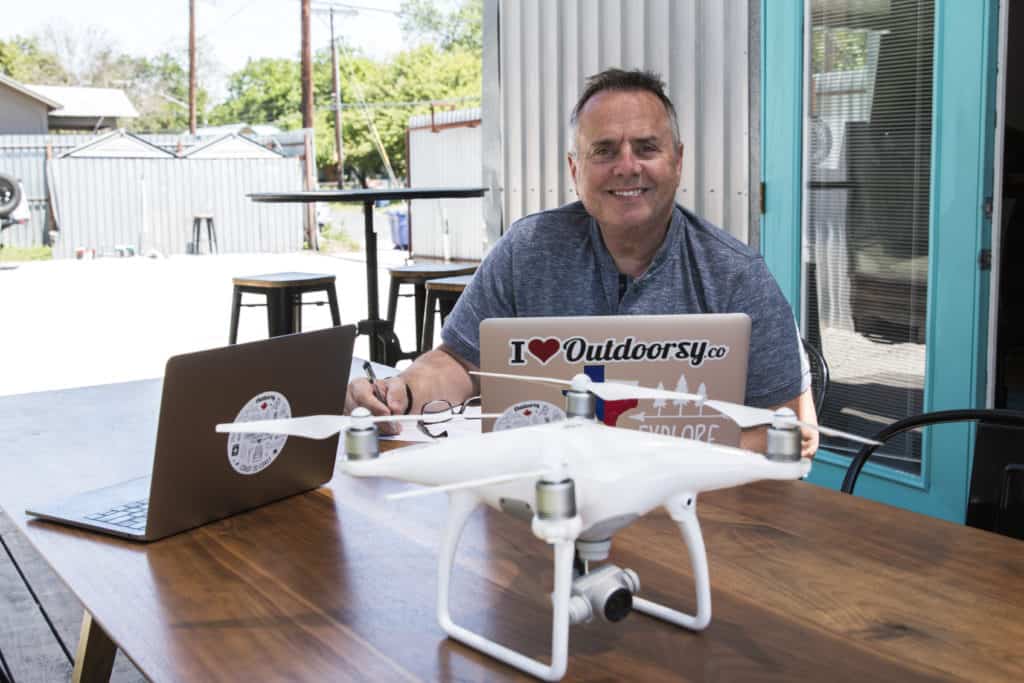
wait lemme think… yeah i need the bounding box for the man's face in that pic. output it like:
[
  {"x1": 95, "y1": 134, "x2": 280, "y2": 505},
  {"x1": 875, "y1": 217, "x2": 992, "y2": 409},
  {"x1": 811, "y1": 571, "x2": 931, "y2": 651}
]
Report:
[{"x1": 568, "y1": 89, "x2": 683, "y2": 236}]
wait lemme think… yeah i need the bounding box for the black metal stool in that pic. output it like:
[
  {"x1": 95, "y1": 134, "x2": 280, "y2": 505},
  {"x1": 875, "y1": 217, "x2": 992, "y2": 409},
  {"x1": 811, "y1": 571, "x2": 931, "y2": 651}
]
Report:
[
  {"x1": 229, "y1": 272, "x2": 341, "y2": 343},
  {"x1": 386, "y1": 263, "x2": 477, "y2": 359},
  {"x1": 191, "y1": 214, "x2": 218, "y2": 254},
  {"x1": 421, "y1": 274, "x2": 473, "y2": 351}
]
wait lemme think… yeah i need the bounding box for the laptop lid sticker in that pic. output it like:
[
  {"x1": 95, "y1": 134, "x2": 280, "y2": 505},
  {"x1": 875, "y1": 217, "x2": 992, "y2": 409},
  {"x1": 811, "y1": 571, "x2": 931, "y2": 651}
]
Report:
[{"x1": 227, "y1": 391, "x2": 291, "y2": 475}]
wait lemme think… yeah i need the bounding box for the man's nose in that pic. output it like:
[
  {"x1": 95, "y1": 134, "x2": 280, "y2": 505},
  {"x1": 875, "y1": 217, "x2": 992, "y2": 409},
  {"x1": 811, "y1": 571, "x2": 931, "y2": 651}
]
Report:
[{"x1": 613, "y1": 146, "x2": 641, "y2": 176}]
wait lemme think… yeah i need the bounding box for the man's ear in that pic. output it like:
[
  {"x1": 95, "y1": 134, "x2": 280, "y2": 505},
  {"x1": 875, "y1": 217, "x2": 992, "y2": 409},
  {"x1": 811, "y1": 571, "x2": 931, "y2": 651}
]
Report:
[
  {"x1": 567, "y1": 152, "x2": 581, "y2": 194},
  {"x1": 676, "y1": 143, "x2": 684, "y2": 173}
]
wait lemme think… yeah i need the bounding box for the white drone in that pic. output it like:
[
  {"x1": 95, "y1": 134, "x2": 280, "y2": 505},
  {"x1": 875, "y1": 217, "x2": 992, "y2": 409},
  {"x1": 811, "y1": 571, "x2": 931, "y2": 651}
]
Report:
[{"x1": 216, "y1": 372, "x2": 877, "y2": 681}]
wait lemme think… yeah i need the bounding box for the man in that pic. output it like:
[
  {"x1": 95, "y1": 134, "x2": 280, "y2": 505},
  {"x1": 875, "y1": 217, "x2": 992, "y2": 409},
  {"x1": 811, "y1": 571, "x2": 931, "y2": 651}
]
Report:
[{"x1": 347, "y1": 68, "x2": 818, "y2": 456}]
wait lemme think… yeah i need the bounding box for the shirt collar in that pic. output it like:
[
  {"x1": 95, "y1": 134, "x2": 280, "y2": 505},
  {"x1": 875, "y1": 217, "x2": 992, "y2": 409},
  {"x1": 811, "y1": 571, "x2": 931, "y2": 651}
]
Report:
[{"x1": 588, "y1": 204, "x2": 684, "y2": 280}]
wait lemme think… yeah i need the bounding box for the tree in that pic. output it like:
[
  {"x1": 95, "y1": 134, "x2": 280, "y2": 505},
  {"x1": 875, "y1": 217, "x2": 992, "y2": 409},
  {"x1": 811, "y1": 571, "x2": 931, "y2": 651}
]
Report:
[
  {"x1": 127, "y1": 52, "x2": 211, "y2": 133},
  {"x1": 210, "y1": 41, "x2": 481, "y2": 185},
  {"x1": 400, "y1": 0, "x2": 483, "y2": 52},
  {"x1": 209, "y1": 57, "x2": 302, "y2": 127},
  {"x1": 0, "y1": 35, "x2": 70, "y2": 83},
  {"x1": 37, "y1": 20, "x2": 119, "y2": 86}
]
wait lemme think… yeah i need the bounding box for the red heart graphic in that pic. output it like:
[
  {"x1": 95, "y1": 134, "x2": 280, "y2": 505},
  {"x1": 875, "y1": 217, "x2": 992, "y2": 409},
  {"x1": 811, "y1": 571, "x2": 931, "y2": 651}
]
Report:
[{"x1": 527, "y1": 338, "x2": 560, "y2": 364}]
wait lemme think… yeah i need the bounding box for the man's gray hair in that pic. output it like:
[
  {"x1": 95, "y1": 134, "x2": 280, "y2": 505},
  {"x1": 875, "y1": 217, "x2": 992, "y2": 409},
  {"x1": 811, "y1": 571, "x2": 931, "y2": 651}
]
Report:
[{"x1": 568, "y1": 68, "x2": 682, "y2": 155}]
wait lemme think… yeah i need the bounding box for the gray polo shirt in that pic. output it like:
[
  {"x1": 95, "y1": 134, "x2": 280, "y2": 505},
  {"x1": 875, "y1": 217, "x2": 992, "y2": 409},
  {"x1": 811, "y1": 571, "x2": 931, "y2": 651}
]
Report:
[{"x1": 442, "y1": 202, "x2": 803, "y2": 408}]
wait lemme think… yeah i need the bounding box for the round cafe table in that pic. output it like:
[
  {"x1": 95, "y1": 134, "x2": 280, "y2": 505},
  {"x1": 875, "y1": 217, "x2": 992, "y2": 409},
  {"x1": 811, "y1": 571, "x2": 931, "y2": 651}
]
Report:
[{"x1": 250, "y1": 186, "x2": 487, "y2": 364}]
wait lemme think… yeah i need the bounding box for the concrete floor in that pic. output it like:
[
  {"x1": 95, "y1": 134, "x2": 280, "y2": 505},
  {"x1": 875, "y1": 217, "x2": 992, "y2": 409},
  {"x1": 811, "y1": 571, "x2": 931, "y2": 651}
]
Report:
[{"x1": 0, "y1": 247, "x2": 421, "y2": 398}]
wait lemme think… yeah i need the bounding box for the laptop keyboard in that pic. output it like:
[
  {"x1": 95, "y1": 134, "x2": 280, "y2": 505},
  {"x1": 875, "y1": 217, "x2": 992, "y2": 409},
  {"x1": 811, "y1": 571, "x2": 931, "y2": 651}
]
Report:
[{"x1": 85, "y1": 499, "x2": 148, "y2": 530}]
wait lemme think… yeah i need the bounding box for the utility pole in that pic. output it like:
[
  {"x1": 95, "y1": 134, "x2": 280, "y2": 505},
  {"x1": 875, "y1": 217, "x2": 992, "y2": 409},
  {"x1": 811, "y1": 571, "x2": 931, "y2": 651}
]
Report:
[
  {"x1": 301, "y1": 0, "x2": 314, "y2": 130},
  {"x1": 330, "y1": 7, "x2": 345, "y2": 187},
  {"x1": 300, "y1": 0, "x2": 316, "y2": 250},
  {"x1": 188, "y1": 0, "x2": 197, "y2": 134}
]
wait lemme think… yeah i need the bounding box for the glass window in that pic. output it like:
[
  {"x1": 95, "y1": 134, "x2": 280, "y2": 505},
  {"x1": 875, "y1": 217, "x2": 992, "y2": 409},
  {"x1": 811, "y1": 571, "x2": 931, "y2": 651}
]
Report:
[{"x1": 803, "y1": 0, "x2": 935, "y2": 473}]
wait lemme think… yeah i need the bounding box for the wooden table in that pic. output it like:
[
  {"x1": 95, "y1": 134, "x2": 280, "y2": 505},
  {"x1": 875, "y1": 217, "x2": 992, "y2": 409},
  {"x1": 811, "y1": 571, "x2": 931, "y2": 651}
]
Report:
[
  {"x1": 249, "y1": 188, "x2": 487, "y2": 364},
  {"x1": 1, "y1": 381, "x2": 1023, "y2": 682}
]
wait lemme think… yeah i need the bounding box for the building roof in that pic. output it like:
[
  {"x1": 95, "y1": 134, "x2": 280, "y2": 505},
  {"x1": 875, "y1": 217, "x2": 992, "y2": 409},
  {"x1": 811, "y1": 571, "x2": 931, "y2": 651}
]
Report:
[
  {"x1": 24, "y1": 84, "x2": 139, "y2": 119},
  {"x1": 407, "y1": 107, "x2": 481, "y2": 130},
  {"x1": 194, "y1": 123, "x2": 283, "y2": 138},
  {"x1": 60, "y1": 129, "x2": 175, "y2": 158},
  {"x1": 181, "y1": 133, "x2": 283, "y2": 159},
  {"x1": 0, "y1": 73, "x2": 61, "y2": 109}
]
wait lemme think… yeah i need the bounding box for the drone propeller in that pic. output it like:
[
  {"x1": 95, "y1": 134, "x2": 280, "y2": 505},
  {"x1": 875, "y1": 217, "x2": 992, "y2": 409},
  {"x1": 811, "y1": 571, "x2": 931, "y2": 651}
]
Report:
[
  {"x1": 472, "y1": 370, "x2": 704, "y2": 403},
  {"x1": 216, "y1": 408, "x2": 503, "y2": 440},
  {"x1": 387, "y1": 468, "x2": 552, "y2": 500},
  {"x1": 702, "y1": 400, "x2": 880, "y2": 446},
  {"x1": 472, "y1": 370, "x2": 881, "y2": 446}
]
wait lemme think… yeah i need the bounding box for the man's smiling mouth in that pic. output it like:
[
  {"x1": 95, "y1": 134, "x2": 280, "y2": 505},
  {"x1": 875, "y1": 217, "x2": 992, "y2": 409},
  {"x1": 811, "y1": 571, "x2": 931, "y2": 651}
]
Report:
[{"x1": 609, "y1": 188, "x2": 646, "y2": 197}]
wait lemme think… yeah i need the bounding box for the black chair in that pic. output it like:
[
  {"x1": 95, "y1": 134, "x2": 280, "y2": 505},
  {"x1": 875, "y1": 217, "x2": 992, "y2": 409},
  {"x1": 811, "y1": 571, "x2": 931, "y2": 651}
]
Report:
[
  {"x1": 840, "y1": 409, "x2": 1024, "y2": 539},
  {"x1": 802, "y1": 336, "x2": 830, "y2": 416}
]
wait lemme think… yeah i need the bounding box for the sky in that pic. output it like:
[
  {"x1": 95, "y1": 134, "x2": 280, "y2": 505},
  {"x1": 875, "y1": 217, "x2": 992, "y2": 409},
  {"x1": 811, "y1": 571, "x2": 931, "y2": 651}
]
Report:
[{"x1": 4, "y1": 0, "x2": 406, "y2": 96}]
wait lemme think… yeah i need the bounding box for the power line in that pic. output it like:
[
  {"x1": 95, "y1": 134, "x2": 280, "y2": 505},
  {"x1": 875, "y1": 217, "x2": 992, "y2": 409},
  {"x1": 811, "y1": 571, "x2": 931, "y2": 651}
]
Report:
[
  {"x1": 308, "y1": 1, "x2": 401, "y2": 16},
  {"x1": 315, "y1": 96, "x2": 480, "y2": 111}
]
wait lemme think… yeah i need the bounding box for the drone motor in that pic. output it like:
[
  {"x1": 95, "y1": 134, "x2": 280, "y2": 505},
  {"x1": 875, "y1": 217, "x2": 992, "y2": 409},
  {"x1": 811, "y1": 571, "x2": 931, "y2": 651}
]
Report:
[
  {"x1": 343, "y1": 408, "x2": 381, "y2": 461},
  {"x1": 535, "y1": 476, "x2": 577, "y2": 520},
  {"x1": 564, "y1": 388, "x2": 597, "y2": 420},
  {"x1": 765, "y1": 408, "x2": 802, "y2": 462}
]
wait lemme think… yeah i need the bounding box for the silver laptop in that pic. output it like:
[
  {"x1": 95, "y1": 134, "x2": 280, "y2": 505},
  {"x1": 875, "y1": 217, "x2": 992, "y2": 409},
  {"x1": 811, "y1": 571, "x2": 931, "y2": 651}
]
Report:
[
  {"x1": 26, "y1": 325, "x2": 356, "y2": 542},
  {"x1": 479, "y1": 314, "x2": 750, "y2": 446}
]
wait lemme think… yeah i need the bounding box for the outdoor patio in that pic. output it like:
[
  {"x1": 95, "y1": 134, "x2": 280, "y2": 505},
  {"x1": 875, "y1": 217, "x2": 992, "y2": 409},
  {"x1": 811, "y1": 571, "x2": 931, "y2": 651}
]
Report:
[{"x1": 0, "y1": 246, "x2": 419, "y2": 398}]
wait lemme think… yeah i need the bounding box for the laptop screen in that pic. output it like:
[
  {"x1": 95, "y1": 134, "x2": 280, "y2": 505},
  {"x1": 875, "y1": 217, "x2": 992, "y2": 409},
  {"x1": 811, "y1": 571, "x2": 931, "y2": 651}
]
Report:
[{"x1": 479, "y1": 314, "x2": 750, "y2": 446}]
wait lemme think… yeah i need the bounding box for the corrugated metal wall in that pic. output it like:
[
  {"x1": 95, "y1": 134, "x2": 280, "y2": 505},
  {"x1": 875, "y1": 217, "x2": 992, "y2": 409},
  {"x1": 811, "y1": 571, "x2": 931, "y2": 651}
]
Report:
[
  {"x1": 0, "y1": 134, "x2": 304, "y2": 256},
  {"x1": 0, "y1": 134, "x2": 200, "y2": 250},
  {"x1": 483, "y1": 0, "x2": 754, "y2": 245},
  {"x1": 47, "y1": 158, "x2": 304, "y2": 258},
  {"x1": 407, "y1": 109, "x2": 485, "y2": 260}
]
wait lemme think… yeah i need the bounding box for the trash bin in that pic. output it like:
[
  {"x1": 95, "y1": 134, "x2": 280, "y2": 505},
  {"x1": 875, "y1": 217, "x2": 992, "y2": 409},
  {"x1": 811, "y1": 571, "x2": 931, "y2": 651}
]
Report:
[{"x1": 387, "y1": 210, "x2": 409, "y2": 250}]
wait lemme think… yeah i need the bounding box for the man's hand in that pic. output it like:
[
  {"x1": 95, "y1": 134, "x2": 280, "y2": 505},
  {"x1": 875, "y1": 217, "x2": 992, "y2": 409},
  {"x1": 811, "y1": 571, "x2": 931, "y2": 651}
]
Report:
[
  {"x1": 345, "y1": 375, "x2": 411, "y2": 435},
  {"x1": 344, "y1": 346, "x2": 477, "y2": 437}
]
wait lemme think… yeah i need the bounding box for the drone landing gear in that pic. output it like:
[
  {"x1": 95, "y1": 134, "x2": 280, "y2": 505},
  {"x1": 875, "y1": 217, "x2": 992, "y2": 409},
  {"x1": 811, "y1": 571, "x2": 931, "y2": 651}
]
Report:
[
  {"x1": 632, "y1": 493, "x2": 711, "y2": 630},
  {"x1": 436, "y1": 490, "x2": 578, "y2": 682}
]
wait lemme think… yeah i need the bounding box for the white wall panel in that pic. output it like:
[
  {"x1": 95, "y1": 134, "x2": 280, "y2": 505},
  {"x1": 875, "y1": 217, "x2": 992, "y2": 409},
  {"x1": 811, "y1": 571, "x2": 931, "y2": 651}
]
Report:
[
  {"x1": 484, "y1": 0, "x2": 753, "y2": 244},
  {"x1": 407, "y1": 114, "x2": 484, "y2": 260}
]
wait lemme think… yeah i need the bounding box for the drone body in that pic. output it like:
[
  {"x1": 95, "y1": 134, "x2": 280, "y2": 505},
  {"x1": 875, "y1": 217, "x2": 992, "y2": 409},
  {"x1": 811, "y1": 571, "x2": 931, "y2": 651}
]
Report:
[
  {"x1": 344, "y1": 418, "x2": 809, "y2": 540},
  {"x1": 215, "y1": 371, "x2": 880, "y2": 681}
]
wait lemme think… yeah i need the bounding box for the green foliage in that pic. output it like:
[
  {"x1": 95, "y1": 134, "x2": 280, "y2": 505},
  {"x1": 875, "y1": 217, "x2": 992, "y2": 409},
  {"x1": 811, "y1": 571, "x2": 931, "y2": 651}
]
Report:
[
  {"x1": 5, "y1": 10, "x2": 484, "y2": 179},
  {"x1": 0, "y1": 35, "x2": 70, "y2": 83},
  {"x1": 212, "y1": 43, "x2": 481, "y2": 184},
  {"x1": 0, "y1": 27, "x2": 208, "y2": 134},
  {"x1": 811, "y1": 27, "x2": 869, "y2": 74},
  {"x1": 209, "y1": 58, "x2": 302, "y2": 126},
  {"x1": 400, "y1": 0, "x2": 483, "y2": 52},
  {"x1": 0, "y1": 245, "x2": 52, "y2": 262}
]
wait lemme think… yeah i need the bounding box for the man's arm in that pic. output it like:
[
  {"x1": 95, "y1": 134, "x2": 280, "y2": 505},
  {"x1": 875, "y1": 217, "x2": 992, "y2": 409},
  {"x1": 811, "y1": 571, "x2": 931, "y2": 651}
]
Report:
[
  {"x1": 345, "y1": 344, "x2": 477, "y2": 435},
  {"x1": 739, "y1": 388, "x2": 819, "y2": 458}
]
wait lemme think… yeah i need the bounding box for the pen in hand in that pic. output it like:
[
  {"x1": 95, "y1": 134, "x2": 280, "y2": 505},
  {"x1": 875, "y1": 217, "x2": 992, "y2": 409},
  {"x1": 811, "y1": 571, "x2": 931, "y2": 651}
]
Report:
[{"x1": 362, "y1": 360, "x2": 388, "y2": 407}]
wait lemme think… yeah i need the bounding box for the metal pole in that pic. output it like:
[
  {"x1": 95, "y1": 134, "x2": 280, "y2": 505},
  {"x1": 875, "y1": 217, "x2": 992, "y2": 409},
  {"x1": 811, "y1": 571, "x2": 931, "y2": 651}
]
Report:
[
  {"x1": 330, "y1": 8, "x2": 345, "y2": 187},
  {"x1": 301, "y1": 0, "x2": 314, "y2": 130},
  {"x1": 188, "y1": 0, "x2": 197, "y2": 134}
]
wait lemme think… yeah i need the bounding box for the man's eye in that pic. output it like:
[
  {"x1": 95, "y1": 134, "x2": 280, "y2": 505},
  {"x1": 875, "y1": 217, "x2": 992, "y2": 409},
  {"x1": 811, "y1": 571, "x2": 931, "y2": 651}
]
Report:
[{"x1": 591, "y1": 147, "x2": 613, "y2": 159}]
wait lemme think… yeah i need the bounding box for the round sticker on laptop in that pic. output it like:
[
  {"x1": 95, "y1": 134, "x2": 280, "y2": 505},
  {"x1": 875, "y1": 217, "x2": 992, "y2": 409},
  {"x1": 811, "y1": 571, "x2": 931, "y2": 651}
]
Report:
[
  {"x1": 494, "y1": 400, "x2": 566, "y2": 431},
  {"x1": 227, "y1": 391, "x2": 292, "y2": 475}
]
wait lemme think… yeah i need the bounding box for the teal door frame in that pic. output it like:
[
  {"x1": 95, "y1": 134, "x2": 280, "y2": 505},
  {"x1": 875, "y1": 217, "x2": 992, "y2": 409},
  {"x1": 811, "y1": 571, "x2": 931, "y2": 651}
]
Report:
[{"x1": 761, "y1": 0, "x2": 998, "y2": 521}]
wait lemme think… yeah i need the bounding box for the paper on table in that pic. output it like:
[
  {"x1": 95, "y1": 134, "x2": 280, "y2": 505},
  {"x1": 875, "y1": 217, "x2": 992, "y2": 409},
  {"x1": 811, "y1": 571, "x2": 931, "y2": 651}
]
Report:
[{"x1": 378, "y1": 405, "x2": 484, "y2": 443}]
